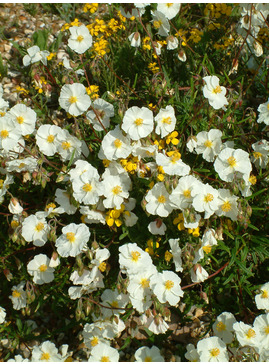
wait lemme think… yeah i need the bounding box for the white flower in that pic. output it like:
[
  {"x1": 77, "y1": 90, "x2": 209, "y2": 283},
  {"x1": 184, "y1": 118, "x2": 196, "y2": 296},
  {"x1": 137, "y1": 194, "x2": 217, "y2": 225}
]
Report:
[
  {"x1": 86, "y1": 98, "x2": 114, "y2": 131},
  {"x1": 80, "y1": 206, "x2": 106, "y2": 225},
  {"x1": 59, "y1": 83, "x2": 91, "y2": 116},
  {"x1": 31, "y1": 341, "x2": 62, "y2": 362},
  {"x1": 168, "y1": 238, "x2": 183, "y2": 272},
  {"x1": 192, "y1": 183, "x2": 220, "y2": 219},
  {"x1": 215, "y1": 189, "x2": 239, "y2": 221},
  {"x1": 251, "y1": 139, "x2": 269, "y2": 169},
  {"x1": 150, "y1": 270, "x2": 183, "y2": 306},
  {"x1": 122, "y1": 106, "x2": 154, "y2": 140},
  {"x1": 127, "y1": 265, "x2": 157, "y2": 300},
  {"x1": 0, "y1": 306, "x2": 6, "y2": 324},
  {"x1": 128, "y1": 32, "x2": 141, "y2": 47},
  {"x1": 0, "y1": 115, "x2": 21, "y2": 151},
  {"x1": 195, "y1": 129, "x2": 223, "y2": 162},
  {"x1": 9, "y1": 281, "x2": 27, "y2": 310},
  {"x1": 233, "y1": 321, "x2": 258, "y2": 348},
  {"x1": 83, "y1": 323, "x2": 110, "y2": 350},
  {"x1": 88, "y1": 343, "x2": 119, "y2": 362},
  {"x1": 7, "y1": 354, "x2": 29, "y2": 362},
  {"x1": 157, "y1": 3, "x2": 181, "y2": 19},
  {"x1": 119, "y1": 243, "x2": 153, "y2": 274},
  {"x1": 253, "y1": 313, "x2": 269, "y2": 350},
  {"x1": 21, "y1": 212, "x2": 49, "y2": 247},
  {"x1": 36, "y1": 124, "x2": 64, "y2": 156},
  {"x1": 101, "y1": 174, "x2": 131, "y2": 210},
  {"x1": 197, "y1": 336, "x2": 229, "y2": 362},
  {"x1": 23, "y1": 46, "x2": 50, "y2": 66},
  {"x1": 186, "y1": 135, "x2": 197, "y2": 152},
  {"x1": 145, "y1": 182, "x2": 174, "y2": 217},
  {"x1": 6, "y1": 157, "x2": 38, "y2": 173},
  {"x1": 68, "y1": 25, "x2": 92, "y2": 54},
  {"x1": 255, "y1": 282, "x2": 269, "y2": 310},
  {"x1": 135, "y1": 346, "x2": 164, "y2": 362},
  {"x1": 148, "y1": 219, "x2": 167, "y2": 235},
  {"x1": 71, "y1": 166, "x2": 101, "y2": 205},
  {"x1": 55, "y1": 223, "x2": 90, "y2": 257},
  {"x1": 8, "y1": 198, "x2": 23, "y2": 215},
  {"x1": 100, "y1": 289, "x2": 129, "y2": 318},
  {"x1": 140, "y1": 312, "x2": 169, "y2": 334},
  {"x1": 55, "y1": 188, "x2": 77, "y2": 215},
  {"x1": 185, "y1": 343, "x2": 199, "y2": 362},
  {"x1": 257, "y1": 98, "x2": 269, "y2": 125},
  {"x1": 9, "y1": 104, "x2": 36, "y2": 136},
  {"x1": 56, "y1": 128, "x2": 82, "y2": 162},
  {"x1": 171, "y1": 175, "x2": 201, "y2": 210},
  {"x1": 203, "y1": 76, "x2": 228, "y2": 110},
  {"x1": 27, "y1": 254, "x2": 55, "y2": 284},
  {"x1": 155, "y1": 105, "x2": 176, "y2": 138},
  {"x1": 213, "y1": 312, "x2": 237, "y2": 344},
  {"x1": 151, "y1": 10, "x2": 170, "y2": 37},
  {"x1": 156, "y1": 151, "x2": 191, "y2": 177},
  {"x1": 166, "y1": 35, "x2": 179, "y2": 50},
  {"x1": 190, "y1": 264, "x2": 209, "y2": 283},
  {"x1": 99, "y1": 125, "x2": 132, "y2": 161},
  {"x1": 193, "y1": 228, "x2": 218, "y2": 265},
  {"x1": 214, "y1": 147, "x2": 252, "y2": 182}
]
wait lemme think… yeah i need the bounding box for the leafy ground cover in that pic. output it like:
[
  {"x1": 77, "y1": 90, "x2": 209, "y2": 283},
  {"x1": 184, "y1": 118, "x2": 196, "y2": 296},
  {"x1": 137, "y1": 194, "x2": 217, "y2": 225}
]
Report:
[{"x1": 0, "y1": 2, "x2": 269, "y2": 362}]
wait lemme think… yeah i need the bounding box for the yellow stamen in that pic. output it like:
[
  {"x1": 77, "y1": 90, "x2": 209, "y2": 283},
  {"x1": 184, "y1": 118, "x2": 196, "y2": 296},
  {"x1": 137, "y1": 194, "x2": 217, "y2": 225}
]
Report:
[
  {"x1": 0, "y1": 130, "x2": 9, "y2": 139},
  {"x1": 144, "y1": 357, "x2": 153, "y2": 362},
  {"x1": 212, "y1": 85, "x2": 222, "y2": 94},
  {"x1": 68, "y1": 96, "x2": 77, "y2": 104},
  {"x1": 66, "y1": 232, "x2": 76, "y2": 243},
  {"x1": 77, "y1": 35, "x2": 84, "y2": 42},
  {"x1": 210, "y1": 348, "x2": 220, "y2": 357},
  {"x1": 47, "y1": 134, "x2": 55, "y2": 143},
  {"x1": 261, "y1": 290, "x2": 269, "y2": 299},
  {"x1": 112, "y1": 185, "x2": 122, "y2": 195},
  {"x1": 153, "y1": 20, "x2": 162, "y2": 29},
  {"x1": 246, "y1": 328, "x2": 256, "y2": 339},
  {"x1": 264, "y1": 325, "x2": 269, "y2": 335},
  {"x1": 100, "y1": 356, "x2": 110, "y2": 362},
  {"x1": 158, "y1": 195, "x2": 166, "y2": 203},
  {"x1": 40, "y1": 353, "x2": 50, "y2": 361},
  {"x1": 204, "y1": 193, "x2": 214, "y2": 202},
  {"x1": 227, "y1": 156, "x2": 237, "y2": 167},
  {"x1": 35, "y1": 222, "x2": 44, "y2": 232},
  {"x1": 204, "y1": 140, "x2": 213, "y2": 148},
  {"x1": 82, "y1": 183, "x2": 92, "y2": 192},
  {"x1": 91, "y1": 337, "x2": 99, "y2": 347},
  {"x1": 134, "y1": 118, "x2": 143, "y2": 126},
  {"x1": 39, "y1": 264, "x2": 48, "y2": 272},
  {"x1": 216, "y1": 321, "x2": 226, "y2": 332},
  {"x1": 131, "y1": 251, "x2": 141, "y2": 262},
  {"x1": 99, "y1": 262, "x2": 106, "y2": 272},
  {"x1": 164, "y1": 280, "x2": 174, "y2": 290},
  {"x1": 114, "y1": 139, "x2": 122, "y2": 149},
  {"x1": 183, "y1": 189, "x2": 191, "y2": 198},
  {"x1": 62, "y1": 141, "x2": 71, "y2": 150},
  {"x1": 203, "y1": 245, "x2": 212, "y2": 254},
  {"x1": 221, "y1": 201, "x2": 231, "y2": 212},
  {"x1": 12, "y1": 290, "x2": 21, "y2": 298},
  {"x1": 140, "y1": 278, "x2": 150, "y2": 288},
  {"x1": 161, "y1": 117, "x2": 172, "y2": 124},
  {"x1": 16, "y1": 116, "x2": 24, "y2": 124},
  {"x1": 253, "y1": 152, "x2": 262, "y2": 159},
  {"x1": 111, "y1": 300, "x2": 119, "y2": 308}
]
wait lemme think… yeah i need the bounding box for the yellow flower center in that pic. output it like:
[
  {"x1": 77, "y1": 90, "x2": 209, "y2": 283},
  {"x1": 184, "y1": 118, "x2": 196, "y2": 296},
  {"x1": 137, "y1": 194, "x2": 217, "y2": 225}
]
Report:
[
  {"x1": 62, "y1": 141, "x2": 71, "y2": 150},
  {"x1": 40, "y1": 352, "x2": 51, "y2": 361},
  {"x1": 267, "y1": 104, "x2": 269, "y2": 111},
  {"x1": 183, "y1": 189, "x2": 191, "y2": 198},
  {"x1": 261, "y1": 289, "x2": 269, "y2": 299},
  {"x1": 112, "y1": 185, "x2": 122, "y2": 195},
  {"x1": 167, "y1": 3, "x2": 173, "y2": 7},
  {"x1": 204, "y1": 140, "x2": 213, "y2": 148},
  {"x1": 153, "y1": 20, "x2": 162, "y2": 29},
  {"x1": 158, "y1": 195, "x2": 166, "y2": 203},
  {"x1": 165, "y1": 250, "x2": 173, "y2": 262},
  {"x1": 144, "y1": 357, "x2": 153, "y2": 362},
  {"x1": 100, "y1": 356, "x2": 110, "y2": 362},
  {"x1": 264, "y1": 326, "x2": 269, "y2": 335},
  {"x1": 221, "y1": 201, "x2": 231, "y2": 212},
  {"x1": 39, "y1": 264, "x2": 48, "y2": 272},
  {"x1": 253, "y1": 151, "x2": 262, "y2": 159},
  {"x1": 16, "y1": 116, "x2": 24, "y2": 124},
  {"x1": 140, "y1": 278, "x2": 150, "y2": 288},
  {"x1": 134, "y1": 118, "x2": 143, "y2": 126},
  {"x1": 77, "y1": 35, "x2": 84, "y2": 42},
  {"x1": 165, "y1": 280, "x2": 174, "y2": 290},
  {"x1": 202, "y1": 245, "x2": 212, "y2": 254},
  {"x1": 210, "y1": 348, "x2": 220, "y2": 357},
  {"x1": 227, "y1": 156, "x2": 237, "y2": 167},
  {"x1": 82, "y1": 183, "x2": 92, "y2": 192},
  {"x1": 66, "y1": 232, "x2": 76, "y2": 243},
  {"x1": 35, "y1": 222, "x2": 44, "y2": 232},
  {"x1": 216, "y1": 321, "x2": 226, "y2": 332},
  {"x1": 46, "y1": 202, "x2": 56, "y2": 210},
  {"x1": 249, "y1": 175, "x2": 257, "y2": 185},
  {"x1": 111, "y1": 300, "x2": 119, "y2": 308},
  {"x1": 0, "y1": 179, "x2": 3, "y2": 188},
  {"x1": 68, "y1": 96, "x2": 77, "y2": 104},
  {"x1": 246, "y1": 328, "x2": 256, "y2": 339},
  {"x1": 91, "y1": 337, "x2": 99, "y2": 347},
  {"x1": 131, "y1": 251, "x2": 141, "y2": 262},
  {"x1": 0, "y1": 130, "x2": 9, "y2": 139},
  {"x1": 162, "y1": 117, "x2": 172, "y2": 124},
  {"x1": 99, "y1": 262, "x2": 106, "y2": 272},
  {"x1": 212, "y1": 85, "x2": 222, "y2": 94},
  {"x1": 47, "y1": 134, "x2": 55, "y2": 143},
  {"x1": 204, "y1": 193, "x2": 214, "y2": 202},
  {"x1": 12, "y1": 290, "x2": 21, "y2": 298},
  {"x1": 114, "y1": 138, "x2": 122, "y2": 149}
]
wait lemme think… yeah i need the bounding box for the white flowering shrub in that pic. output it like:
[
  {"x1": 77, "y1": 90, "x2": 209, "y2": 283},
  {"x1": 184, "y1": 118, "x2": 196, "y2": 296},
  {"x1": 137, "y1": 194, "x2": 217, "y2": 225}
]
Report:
[{"x1": 0, "y1": 3, "x2": 269, "y2": 362}]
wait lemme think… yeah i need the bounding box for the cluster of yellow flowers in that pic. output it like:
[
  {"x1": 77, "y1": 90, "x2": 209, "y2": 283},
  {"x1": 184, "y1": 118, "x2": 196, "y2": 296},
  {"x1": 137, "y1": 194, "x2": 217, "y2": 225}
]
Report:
[
  {"x1": 61, "y1": 18, "x2": 81, "y2": 32},
  {"x1": 204, "y1": 3, "x2": 232, "y2": 18},
  {"x1": 148, "y1": 62, "x2": 159, "y2": 74},
  {"x1": 120, "y1": 156, "x2": 139, "y2": 174},
  {"x1": 86, "y1": 85, "x2": 99, "y2": 100},
  {"x1": 83, "y1": 3, "x2": 98, "y2": 14},
  {"x1": 188, "y1": 28, "x2": 203, "y2": 44},
  {"x1": 213, "y1": 35, "x2": 235, "y2": 52},
  {"x1": 145, "y1": 238, "x2": 160, "y2": 256}
]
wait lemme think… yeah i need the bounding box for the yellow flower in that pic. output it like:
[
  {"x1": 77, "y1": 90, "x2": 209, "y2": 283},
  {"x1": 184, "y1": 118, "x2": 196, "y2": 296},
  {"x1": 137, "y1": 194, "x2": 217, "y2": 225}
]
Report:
[
  {"x1": 83, "y1": 3, "x2": 98, "y2": 13},
  {"x1": 86, "y1": 85, "x2": 99, "y2": 100}
]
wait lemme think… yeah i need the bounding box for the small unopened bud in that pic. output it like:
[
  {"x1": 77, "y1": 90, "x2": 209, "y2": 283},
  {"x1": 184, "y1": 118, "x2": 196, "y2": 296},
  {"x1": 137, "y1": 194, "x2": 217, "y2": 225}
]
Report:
[
  {"x1": 246, "y1": 205, "x2": 252, "y2": 217},
  {"x1": 91, "y1": 240, "x2": 99, "y2": 250}
]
